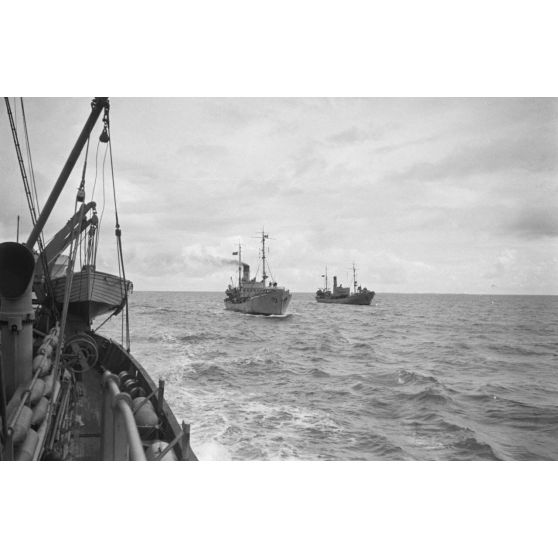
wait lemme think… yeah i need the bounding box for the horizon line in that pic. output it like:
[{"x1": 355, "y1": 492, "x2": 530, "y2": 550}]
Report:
[{"x1": 130, "y1": 290, "x2": 558, "y2": 296}]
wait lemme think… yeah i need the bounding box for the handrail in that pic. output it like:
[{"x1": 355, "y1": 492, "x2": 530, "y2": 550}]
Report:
[{"x1": 101, "y1": 371, "x2": 146, "y2": 461}]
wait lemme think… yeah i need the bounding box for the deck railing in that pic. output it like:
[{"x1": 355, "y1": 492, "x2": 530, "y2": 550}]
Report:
[{"x1": 101, "y1": 371, "x2": 146, "y2": 461}]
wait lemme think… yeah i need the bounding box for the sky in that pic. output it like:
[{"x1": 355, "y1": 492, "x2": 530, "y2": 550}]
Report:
[{"x1": 1, "y1": 97, "x2": 557, "y2": 294}]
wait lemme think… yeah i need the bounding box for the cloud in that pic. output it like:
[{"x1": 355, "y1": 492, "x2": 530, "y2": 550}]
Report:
[
  {"x1": 483, "y1": 249, "x2": 517, "y2": 279},
  {"x1": 327, "y1": 127, "x2": 369, "y2": 144},
  {"x1": 2, "y1": 97, "x2": 558, "y2": 294},
  {"x1": 508, "y1": 206, "x2": 558, "y2": 239},
  {"x1": 390, "y1": 133, "x2": 558, "y2": 185}
]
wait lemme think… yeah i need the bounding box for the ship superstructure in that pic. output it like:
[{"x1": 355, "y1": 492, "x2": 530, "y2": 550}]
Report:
[
  {"x1": 315, "y1": 264, "x2": 375, "y2": 305},
  {"x1": 225, "y1": 231, "x2": 292, "y2": 316}
]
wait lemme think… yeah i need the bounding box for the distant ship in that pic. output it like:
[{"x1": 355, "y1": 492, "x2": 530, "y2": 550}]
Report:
[
  {"x1": 315, "y1": 265, "x2": 375, "y2": 305},
  {"x1": 225, "y1": 231, "x2": 292, "y2": 315}
]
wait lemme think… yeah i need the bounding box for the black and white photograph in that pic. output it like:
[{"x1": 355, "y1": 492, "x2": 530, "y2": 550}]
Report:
[
  {"x1": 1, "y1": 96, "x2": 556, "y2": 463},
  {"x1": 1, "y1": 1, "x2": 556, "y2": 556}
]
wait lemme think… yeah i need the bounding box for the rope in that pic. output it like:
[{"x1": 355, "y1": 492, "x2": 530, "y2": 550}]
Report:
[
  {"x1": 88, "y1": 138, "x2": 106, "y2": 273},
  {"x1": 51, "y1": 137, "x2": 91, "y2": 385},
  {"x1": 91, "y1": 307, "x2": 122, "y2": 333},
  {"x1": 267, "y1": 261, "x2": 276, "y2": 284},
  {"x1": 106, "y1": 112, "x2": 131, "y2": 351},
  {"x1": 43, "y1": 152, "x2": 90, "y2": 447},
  {"x1": 51, "y1": 198, "x2": 84, "y2": 384},
  {"x1": 4, "y1": 97, "x2": 58, "y2": 317},
  {"x1": 20, "y1": 99, "x2": 42, "y2": 217},
  {"x1": 21, "y1": 99, "x2": 57, "y2": 308}
]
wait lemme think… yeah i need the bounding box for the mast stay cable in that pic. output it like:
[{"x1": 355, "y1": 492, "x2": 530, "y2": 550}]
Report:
[
  {"x1": 105, "y1": 107, "x2": 131, "y2": 351},
  {"x1": 4, "y1": 97, "x2": 58, "y2": 317}
]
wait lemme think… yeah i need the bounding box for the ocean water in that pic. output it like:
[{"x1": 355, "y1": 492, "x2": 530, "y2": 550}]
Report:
[{"x1": 101, "y1": 292, "x2": 558, "y2": 460}]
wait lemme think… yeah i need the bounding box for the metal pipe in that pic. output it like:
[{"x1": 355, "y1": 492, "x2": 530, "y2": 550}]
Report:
[
  {"x1": 101, "y1": 372, "x2": 145, "y2": 461},
  {"x1": 0, "y1": 242, "x2": 36, "y2": 401},
  {"x1": 101, "y1": 372, "x2": 119, "y2": 460},
  {"x1": 26, "y1": 97, "x2": 108, "y2": 251},
  {"x1": 114, "y1": 396, "x2": 146, "y2": 461}
]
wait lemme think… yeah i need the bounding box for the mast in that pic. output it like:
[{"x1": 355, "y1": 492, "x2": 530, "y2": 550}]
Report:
[
  {"x1": 26, "y1": 97, "x2": 109, "y2": 251},
  {"x1": 261, "y1": 229, "x2": 269, "y2": 287},
  {"x1": 352, "y1": 263, "x2": 357, "y2": 294},
  {"x1": 238, "y1": 244, "x2": 242, "y2": 288}
]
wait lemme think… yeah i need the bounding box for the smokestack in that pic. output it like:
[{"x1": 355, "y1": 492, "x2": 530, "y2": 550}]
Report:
[
  {"x1": 242, "y1": 263, "x2": 250, "y2": 282},
  {"x1": 333, "y1": 276, "x2": 337, "y2": 289},
  {"x1": 0, "y1": 242, "x2": 36, "y2": 400}
]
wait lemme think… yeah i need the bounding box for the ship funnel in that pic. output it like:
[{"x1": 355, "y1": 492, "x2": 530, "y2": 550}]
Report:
[
  {"x1": 0, "y1": 242, "x2": 36, "y2": 400},
  {"x1": 242, "y1": 263, "x2": 250, "y2": 282},
  {"x1": 333, "y1": 276, "x2": 338, "y2": 289}
]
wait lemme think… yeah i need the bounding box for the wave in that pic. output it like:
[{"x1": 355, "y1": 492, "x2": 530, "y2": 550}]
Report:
[
  {"x1": 147, "y1": 331, "x2": 178, "y2": 343},
  {"x1": 397, "y1": 369, "x2": 441, "y2": 387},
  {"x1": 347, "y1": 431, "x2": 410, "y2": 460},
  {"x1": 155, "y1": 307, "x2": 176, "y2": 314},
  {"x1": 178, "y1": 333, "x2": 220, "y2": 343},
  {"x1": 126, "y1": 291, "x2": 558, "y2": 460},
  {"x1": 486, "y1": 343, "x2": 546, "y2": 358},
  {"x1": 451, "y1": 437, "x2": 500, "y2": 460},
  {"x1": 194, "y1": 440, "x2": 234, "y2": 461},
  {"x1": 484, "y1": 399, "x2": 558, "y2": 429},
  {"x1": 245, "y1": 313, "x2": 293, "y2": 320},
  {"x1": 190, "y1": 362, "x2": 230, "y2": 383},
  {"x1": 351, "y1": 341, "x2": 373, "y2": 350},
  {"x1": 399, "y1": 386, "x2": 453, "y2": 407},
  {"x1": 310, "y1": 368, "x2": 330, "y2": 378}
]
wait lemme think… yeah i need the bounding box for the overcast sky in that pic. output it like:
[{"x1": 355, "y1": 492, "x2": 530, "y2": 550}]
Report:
[{"x1": 1, "y1": 97, "x2": 557, "y2": 294}]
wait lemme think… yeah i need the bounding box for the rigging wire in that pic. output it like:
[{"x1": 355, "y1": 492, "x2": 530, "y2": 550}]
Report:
[
  {"x1": 90, "y1": 139, "x2": 101, "y2": 201},
  {"x1": 95, "y1": 141, "x2": 108, "y2": 250},
  {"x1": 267, "y1": 261, "x2": 276, "y2": 284},
  {"x1": 96, "y1": 143, "x2": 109, "y2": 265},
  {"x1": 20, "y1": 99, "x2": 42, "y2": 217},
  {"x1": 105, "y1": 108, "x2": 131, "y2": 351},
  {"x1": 4, "y1": 98, "x2": 40, "y2": 233},
  {"x1": 50, "y1": 139, "x2": 92, "y2": 391},
  {"x1": 4, "y1": 97, "x2": 58, "y2": 317}
]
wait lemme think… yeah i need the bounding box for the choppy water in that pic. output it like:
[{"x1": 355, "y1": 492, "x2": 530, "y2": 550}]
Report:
[{"x1": 100, "y1": 292, "x2": 558, "y2": 460}]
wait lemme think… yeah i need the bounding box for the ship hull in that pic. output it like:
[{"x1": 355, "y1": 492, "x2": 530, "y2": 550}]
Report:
[
  {"x1": 316, "y1": 291, "x2": 375, "y2": 305},
  {"x1": 225, "y1": 290, "x2": 292, "y2": 315}
]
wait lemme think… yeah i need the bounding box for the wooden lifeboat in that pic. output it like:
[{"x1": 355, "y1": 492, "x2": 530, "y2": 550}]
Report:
[{"x1": 51, "y1": 265, "x2": 132, "y2": 324}]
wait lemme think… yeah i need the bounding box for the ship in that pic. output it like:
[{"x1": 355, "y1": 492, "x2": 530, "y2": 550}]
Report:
[
  {"x1": 315, "y1": 264, "x2": 375, "y2": 305},
  {"x1": 0, "y1": 97, "x2": 197, "y2": 461},
  {"x1": 224, "y1": 231, "x2": 292, "y2": 315}
]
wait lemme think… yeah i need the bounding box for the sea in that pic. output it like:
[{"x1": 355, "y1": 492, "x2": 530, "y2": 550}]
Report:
[{"x1": 101, "y1": 291, "x2": 558, "y2": 461}]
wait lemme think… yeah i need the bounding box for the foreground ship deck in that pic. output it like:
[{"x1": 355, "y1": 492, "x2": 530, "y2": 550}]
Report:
[
  {"x1": 69, "y1": 332, "x2": 196, "y2": 460},
  {"x1": 1, "y1": 97, "x2": 196, "y2": 461}
]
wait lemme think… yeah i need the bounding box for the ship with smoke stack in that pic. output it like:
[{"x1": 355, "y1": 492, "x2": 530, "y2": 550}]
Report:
[
  {"x1": 225, "y1": 231, "x2": 292, "y2": 316},
  {"x1": 316, "y1": 264, "x2": 375, "y2": 305},
  {"x1": 0, "y1": 97, "x2": 196, "y2": 461}
]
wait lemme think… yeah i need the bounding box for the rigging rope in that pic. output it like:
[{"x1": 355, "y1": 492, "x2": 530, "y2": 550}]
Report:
[
  {"x1": 4, "y1": 97, "x2": 58, "y2": 317},
  {"x1": 105, "y1": 109, "x2": 131, "y2": 351},
  {"x1": 20, "y1": 99, "x2": 42, "y2": 217},
  {"x1": 48, "y1": 187, "x2": 86, "y2": 427}
]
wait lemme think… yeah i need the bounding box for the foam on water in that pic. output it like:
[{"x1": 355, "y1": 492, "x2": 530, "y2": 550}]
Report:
[{"x1": 99, "y1": 292, "x2": 558, "y2": 460}]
